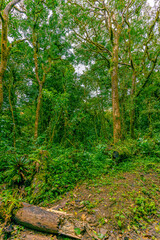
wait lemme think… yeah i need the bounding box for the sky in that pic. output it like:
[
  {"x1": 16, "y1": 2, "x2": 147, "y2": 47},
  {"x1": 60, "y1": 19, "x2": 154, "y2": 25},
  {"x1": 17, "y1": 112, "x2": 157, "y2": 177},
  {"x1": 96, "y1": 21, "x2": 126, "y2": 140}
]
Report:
[{"x1": 147, "y1": 0, "x2": 154, "y2": 7}]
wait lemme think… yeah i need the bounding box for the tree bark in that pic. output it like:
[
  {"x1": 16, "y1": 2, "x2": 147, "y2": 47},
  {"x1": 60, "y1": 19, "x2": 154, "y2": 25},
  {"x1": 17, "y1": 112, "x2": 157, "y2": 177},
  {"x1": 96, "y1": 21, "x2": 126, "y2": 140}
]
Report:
[
  {"x1": 130, "y1": 70, "x2": 136, "y2": 139},
  {"x1": 8, "y1": 84, "x2": 16, "y2": 147},
  {"x1": 0, "y1": 17, "x2": 8, "y2": 110},
  {"x1": 111, "y1": 27, "x2": 121, "y2": 143},
  {"x1": 34, "y1": 83, "x2": 43, "y2": 139},
  {"x1": 0, "y1": 0, "x2": 21, "y2": 111},
  {"x1": 0, "y1": 202, "x2": 84, "y2": 239},
  {"x1": 32, "y1": 31, "x2": 45, "y2": 139},
  {"x1": 32, "y1": 29, "x2": 51, "y2": 139},
  {"x1": 119, "y1": 81, "x2": 128, "y2": 140}
]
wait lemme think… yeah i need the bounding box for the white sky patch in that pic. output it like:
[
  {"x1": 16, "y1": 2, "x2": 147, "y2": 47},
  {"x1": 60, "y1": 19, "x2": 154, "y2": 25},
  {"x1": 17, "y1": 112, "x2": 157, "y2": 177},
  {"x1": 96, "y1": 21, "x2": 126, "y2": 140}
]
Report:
[
  {"x1": 147, "y1": 0, "x2": 154, "y2": 7},
  {"x1": 74, "y1": 64, "x2": 86, "y2": 74}
]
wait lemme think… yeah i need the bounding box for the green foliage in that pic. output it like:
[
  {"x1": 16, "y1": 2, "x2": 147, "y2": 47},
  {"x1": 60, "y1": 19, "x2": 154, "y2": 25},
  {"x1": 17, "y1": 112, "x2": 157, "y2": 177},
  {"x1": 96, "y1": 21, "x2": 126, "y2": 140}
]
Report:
[
  {"x1": 3, "y1": 156, "x2": 31, "y2": 187},
  {"x1": 74, "y1": 228, "x2": 81, "y2": 235},
  {"x1": 0, "y1": 145, "x2": 16, "y2": 183},
  {"x1": 114, "y1": 212, "x2": 126, "y2": 229},
  {"x1": 137, "y1": 138, "x2": 158, "y2": 156},
  {"x1": 131, "y1": 196, "x2": 157, "y2": 224},
  {"x1": 22, "y1": 145, "x2": 111, "y2": 204},
  {"x1": 1, "y1": 135, "x2": 159, "y2": 205},
  {"x1": 113, "y1": 139, "x2": 137, "y2": 158},
  {"x1": 0, "y1": 190, "x2": 22, "y2": 223}
]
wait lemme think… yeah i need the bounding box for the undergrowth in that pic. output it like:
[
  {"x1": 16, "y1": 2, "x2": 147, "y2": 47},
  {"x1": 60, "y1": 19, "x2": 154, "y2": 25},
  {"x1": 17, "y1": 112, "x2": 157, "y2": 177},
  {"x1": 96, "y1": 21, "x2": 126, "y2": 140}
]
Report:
[{"x1": 0, "y1": 137, "x2": 159, "y2": 206}]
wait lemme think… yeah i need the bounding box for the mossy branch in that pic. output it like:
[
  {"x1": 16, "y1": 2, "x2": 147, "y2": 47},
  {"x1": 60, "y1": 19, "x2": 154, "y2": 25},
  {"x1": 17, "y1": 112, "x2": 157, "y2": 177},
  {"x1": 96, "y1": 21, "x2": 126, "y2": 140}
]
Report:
[
  {"x1": 0, "y1": 12, "x2": 4, "y2": 22},
  {"x1": 3, "y1": 0, "x2": 22, "y2": 16}
]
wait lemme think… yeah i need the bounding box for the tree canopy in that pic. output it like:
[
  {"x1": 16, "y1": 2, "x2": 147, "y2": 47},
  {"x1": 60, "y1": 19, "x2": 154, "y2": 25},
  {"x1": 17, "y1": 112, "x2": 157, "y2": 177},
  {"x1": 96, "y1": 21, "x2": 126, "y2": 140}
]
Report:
[{"x1": 0, "y1": 0, "x2": 159, "y2": 146}]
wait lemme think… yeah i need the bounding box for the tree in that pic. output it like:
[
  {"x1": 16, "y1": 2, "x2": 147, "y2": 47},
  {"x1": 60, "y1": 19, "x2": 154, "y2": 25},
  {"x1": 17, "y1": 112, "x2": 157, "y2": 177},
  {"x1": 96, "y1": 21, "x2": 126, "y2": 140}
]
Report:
[
  {"x1": 65, "y1": 0, "x2": 159, "y2": 142},
  {"x1": 22, "y1": 0, "x2": 73, "y2": 139},
  {"x1": 124, "y1": 5, "x2": 160, "y2": 138},
  {"x1": 0, "y1": 0, "x2": 24, "y2": 111},
  {"x1": 66, "y1": 0, "x2": 123, "y2": 142}
]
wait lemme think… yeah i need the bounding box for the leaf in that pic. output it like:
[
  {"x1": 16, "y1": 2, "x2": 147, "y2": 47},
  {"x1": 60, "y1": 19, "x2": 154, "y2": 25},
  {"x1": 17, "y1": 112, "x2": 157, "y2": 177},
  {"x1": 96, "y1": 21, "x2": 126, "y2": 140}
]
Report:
[
  {"x1": 74, "y1": 228, "x2": 81, "y2": 235},
  {"x1": 97, "y1": 233, "x2": 104, "y2": 239},
  {"x1": 118, "y1": 220, "x2": 122, "y2": 228},
  {"x1": 155, "y1": 225, "x2": 160, "y2": 232},
  {"x1": 127, "y1": 225, "x2": 131, "y2": 231}
]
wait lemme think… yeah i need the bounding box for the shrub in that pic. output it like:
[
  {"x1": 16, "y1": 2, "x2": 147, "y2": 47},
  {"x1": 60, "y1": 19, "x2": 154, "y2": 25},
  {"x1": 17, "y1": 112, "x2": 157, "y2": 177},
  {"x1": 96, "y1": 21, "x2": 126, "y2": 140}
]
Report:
[{"x1": 4, "y1": 156, "x2": 31, "y2": 187}]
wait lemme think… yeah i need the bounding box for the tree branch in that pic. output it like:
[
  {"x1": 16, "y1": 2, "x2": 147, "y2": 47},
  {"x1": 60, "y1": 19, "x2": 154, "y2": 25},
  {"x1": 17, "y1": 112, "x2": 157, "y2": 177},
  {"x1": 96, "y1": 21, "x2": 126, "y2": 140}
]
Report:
[
  {"x1": 32, "y1": 32, "x2": 41, "y2": 85},
  {"x1": 118, "y1": 62, "x2": 131, "y2": 67},
  {"x1": 13, "y1": 5, "x2": 26, "y2": 13},
  {"x1": 3, "y1": 0, "x2": 21, "y2": 15},
  {"x1": 0, "y1": 12, "x2": 4, "y2": 22},
  {"x1": 74, "y1": 28, "x2": 112, "y2": 57},
  {"x1": 86, "y1": 0, "x2": 105, "y2": 11},
  {"x1": 142, "y1": 8, "x2": 159, "y2": 63},
  {"x1": 7, "y1": 39, "x2": 27, "y2": 54},
  {"x1": 122, "y1": 0, "x2": 133, "y2": 16},
  {"x1": 136, "y1": 51, "x2": 160, "y2": 98}
]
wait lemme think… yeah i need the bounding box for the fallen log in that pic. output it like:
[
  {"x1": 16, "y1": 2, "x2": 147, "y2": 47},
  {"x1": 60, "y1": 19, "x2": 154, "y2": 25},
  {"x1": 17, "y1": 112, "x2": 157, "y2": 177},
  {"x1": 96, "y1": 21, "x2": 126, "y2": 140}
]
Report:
[{"x1": 0, "y1": 202, "x2": 85, "y2": 239}]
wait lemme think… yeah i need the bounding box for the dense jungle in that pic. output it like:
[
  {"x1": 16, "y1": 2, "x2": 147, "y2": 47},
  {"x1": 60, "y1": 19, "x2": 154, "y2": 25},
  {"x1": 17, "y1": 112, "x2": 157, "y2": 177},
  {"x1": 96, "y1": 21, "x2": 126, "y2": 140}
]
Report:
[{"x1": 0, "y1": 0, "x2": 160, "y2": 239}]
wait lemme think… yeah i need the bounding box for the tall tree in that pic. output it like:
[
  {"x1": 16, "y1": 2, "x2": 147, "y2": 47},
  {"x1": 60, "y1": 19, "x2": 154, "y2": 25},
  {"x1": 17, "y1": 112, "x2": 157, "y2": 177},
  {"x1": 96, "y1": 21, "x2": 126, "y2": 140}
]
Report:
[
  {"x1": 32, "y1": 27, "x2": 51, "y2": 139},
  {"x1": 65, "y1": 0, "x2": 127, "y2": 142},
  {"x1": 65, "y1": 0, "x2": 159, "y2": 142},
  {"x1": 23, "y1": 0, "x2": 70, "y2": 139},
  {"x1": 122, "y1": 5, "x2": 160, "y2": 138},
  {"x1": 0, "y1": 0, "x2": 23, "y2": 111}
]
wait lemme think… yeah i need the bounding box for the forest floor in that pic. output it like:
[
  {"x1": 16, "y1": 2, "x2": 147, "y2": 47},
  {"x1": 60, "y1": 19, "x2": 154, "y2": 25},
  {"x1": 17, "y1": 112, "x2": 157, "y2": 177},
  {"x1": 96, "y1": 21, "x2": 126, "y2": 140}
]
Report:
[{"x1": 0, "y1": 159, "x2": 160, "y2": 240}]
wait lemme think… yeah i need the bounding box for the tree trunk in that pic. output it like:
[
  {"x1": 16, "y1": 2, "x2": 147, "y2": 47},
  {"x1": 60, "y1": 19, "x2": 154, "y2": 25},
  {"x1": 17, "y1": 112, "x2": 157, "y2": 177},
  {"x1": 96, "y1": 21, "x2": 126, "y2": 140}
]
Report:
[
  {"x1": 120, "y1": 84, "x2": 128, "y2": 140},
  {"x1": 130, "y1": 70, "x2": 136, "y2": 139},
  {"x1": 0, "y1": 0, "x2": 21, "y2": 111},
  {"x1": 33, "y1": 30, "x2": 47, "y2": 139},
  {"x1": 0, "y1": 17, "x2": 8, "y2": 110},
  {"x1": 8, "y1": 84, "x2": 16, "y2": 147},
  {"x1": 0, "y1": 70, "x2": 4, "y2": 111},
  {"x1": 111, "y1": 28, "x2": 121, "y2": 143},
  {"x1": 34, "y1": 83, "x2": 43, "y2": 139}
]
